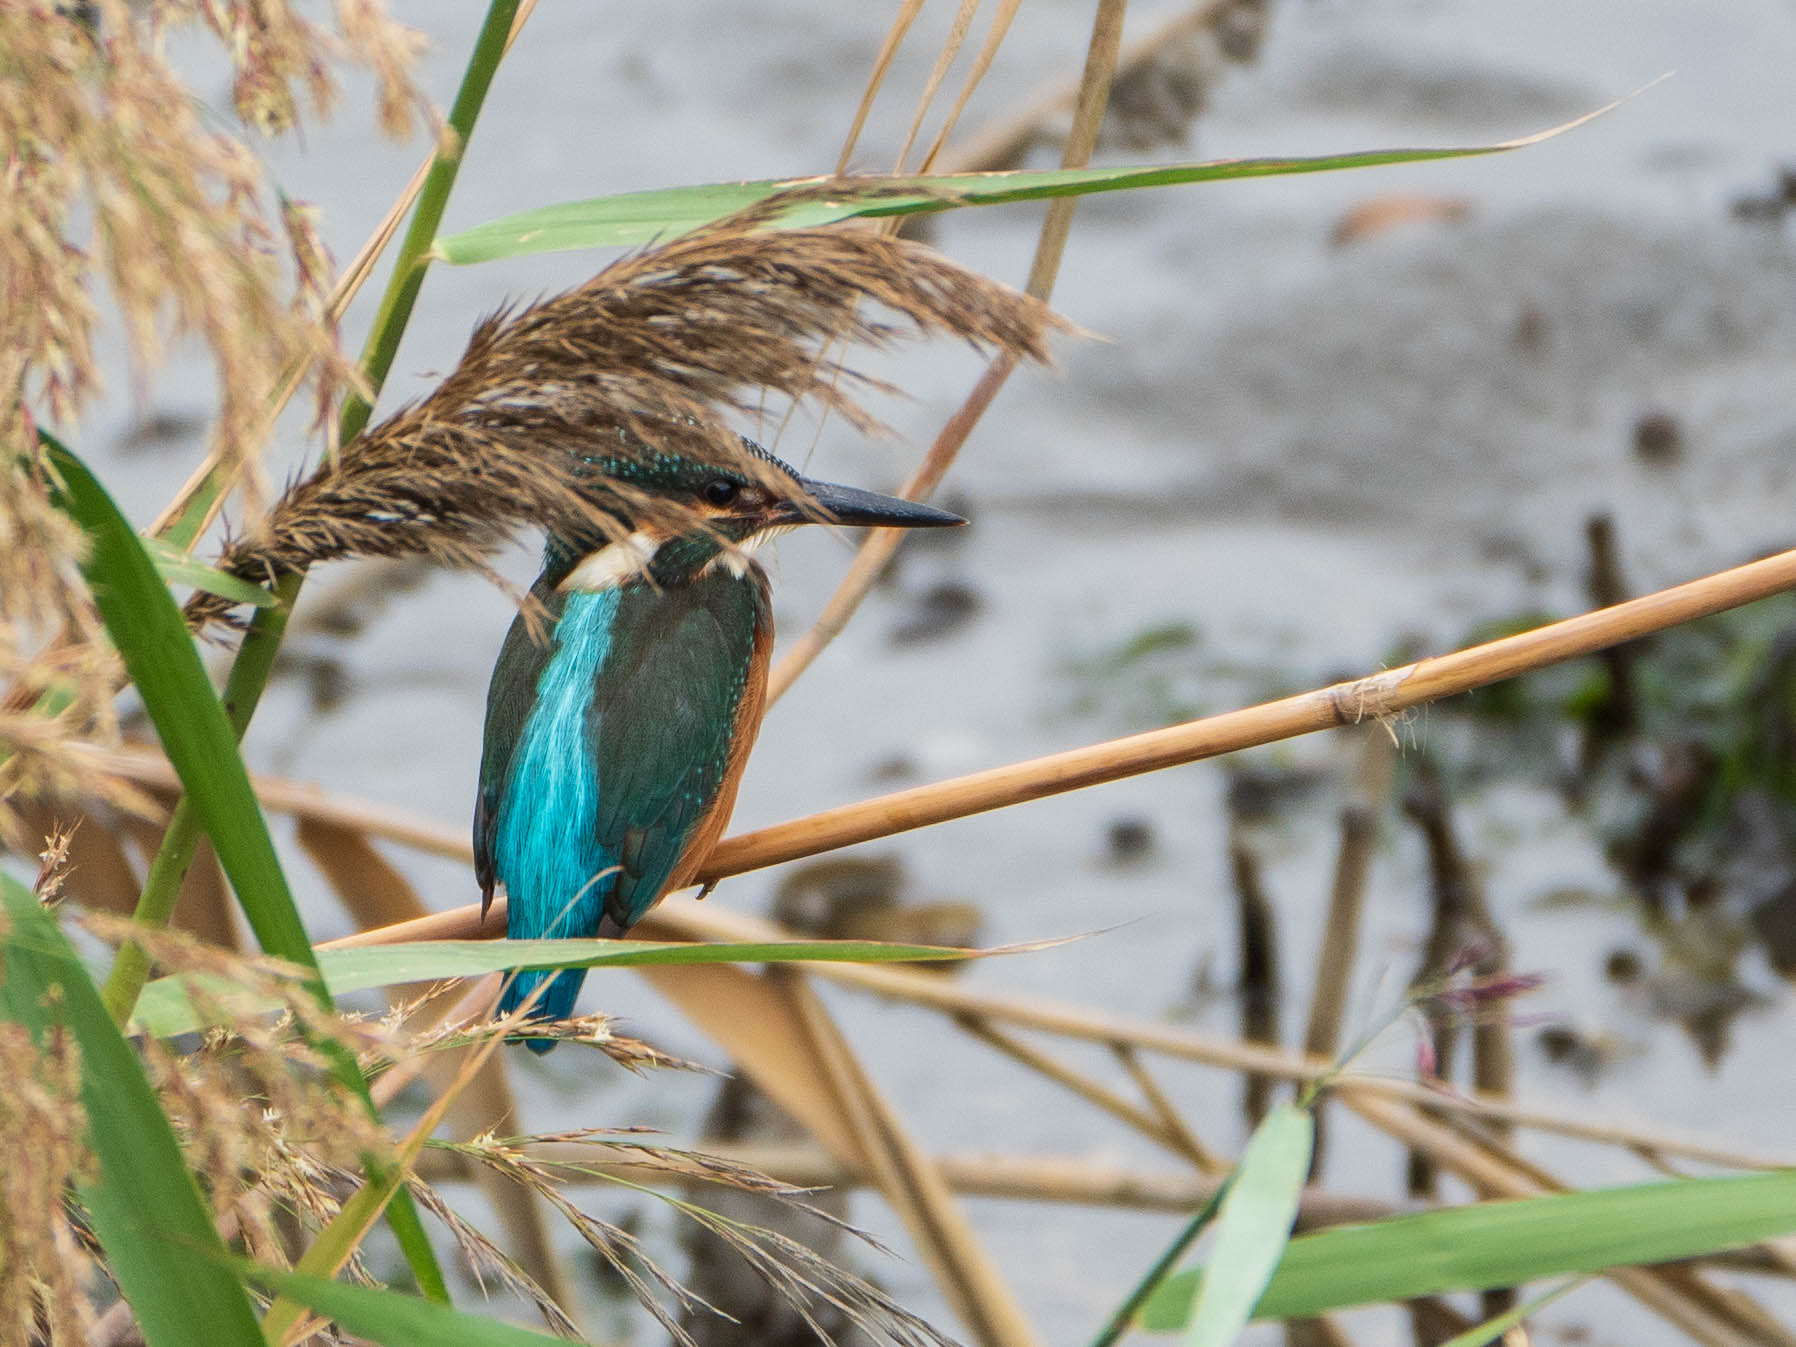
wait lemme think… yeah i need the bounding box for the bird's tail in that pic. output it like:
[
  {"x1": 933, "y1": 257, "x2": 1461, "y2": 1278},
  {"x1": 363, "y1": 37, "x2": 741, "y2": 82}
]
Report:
[
  {"x1": 499, "y1": 967, "x2": 589, "y2": 1055},
  {"x1": 499, "y1": 913, "x2": 627, "y2": 1054}
]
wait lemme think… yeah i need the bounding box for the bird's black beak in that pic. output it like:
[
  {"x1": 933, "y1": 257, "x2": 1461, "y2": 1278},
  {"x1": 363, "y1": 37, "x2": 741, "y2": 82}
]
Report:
[{"x1": 782, "y1": 478, "x2": 966, "y2": 529}]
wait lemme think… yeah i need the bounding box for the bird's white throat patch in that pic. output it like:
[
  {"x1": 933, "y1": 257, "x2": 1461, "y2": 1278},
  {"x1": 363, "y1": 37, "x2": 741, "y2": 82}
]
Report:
[
  {"x1": 702, "y1": 542, "x2": 756, "y2": 579},
  {"x1": 558, "y1": 531, "x2": 660, "y2": 592},
  {"x1": 558, "y1": 530, "x2": 762, "y2": 592}
]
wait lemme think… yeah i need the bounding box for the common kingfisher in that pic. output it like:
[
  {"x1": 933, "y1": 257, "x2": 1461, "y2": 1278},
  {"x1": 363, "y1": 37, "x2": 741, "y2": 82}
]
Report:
[{"x1": 475, "y1": 434, "x2": 962, "y2": 1050}]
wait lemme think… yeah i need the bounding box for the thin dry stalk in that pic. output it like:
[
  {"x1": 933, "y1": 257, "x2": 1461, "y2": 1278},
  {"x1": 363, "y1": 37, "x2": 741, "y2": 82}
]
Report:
[
  {"x1": 891, "y1": 0, "x2": 983, "y2": 171},
  {"x1": 923, "y1": 0, "x2": 1270, "y2": 175},
  {"x1": 91, "y1": 747, "x2": 1783, "y2": 1174},
  {"x1": 401, "y1": 1180, "x2": 578, "y2": 1338},
  {"x1": 1402, "y1": 760, "x2": 1515, "y2": 1221},
  {"x1": 636, "y1": 947, "x2": 1026, "y2": 1345},
  {"x1": 956, "y1": 1014, "x2": 1206, "y2": 1165},
  {"x1": 781, "y1": 970, "x2": 1037, "y2": 1347},
  {"x1": 766, "y1": 0, "x2": 1126, "y2": 702},
  {"x1": 908, "y1": 0, "x2": 1026, "y2": 174},
  {"x1": 633, "y1": 957, "x2": 869, "y2": 1166},
  {"x1": 148, "y1": 0, "x2": 543, "y2": 543},
  {"x1": 104, "y1": 529, "x2": 1796, "y2": 956},
  {"x1": 186, "y1": 214, "x2": 1061, "y2": 627},
  {"x1": 1286, "y1": 1317, "x2": 1358, "y2": 1347},
  {"x1": 1230, "y1": 832, "x2": 1282, "y2": 1126},
  {"x1": 146, "y1": 155, "x2": 428, "y2": 542},
  {"x1": 1300, "y1": 727, "x2": 1393, "y2": 1176},
  {"x1": 294, "y1": 815, "x2": 575, "y2": 1313},
  {"x1": 766, "y1": 350, "x2": 1016, "y2": 702},
  {"x1": 1111, "y1": 1043, "x2": 1225, "y2": 1172},
  {"x1": 836, "y1": 0, "x2": 927, "y2": 173},
  {"x1": 1578, "y1": 511, "x2": 1643, "y2": 778}
]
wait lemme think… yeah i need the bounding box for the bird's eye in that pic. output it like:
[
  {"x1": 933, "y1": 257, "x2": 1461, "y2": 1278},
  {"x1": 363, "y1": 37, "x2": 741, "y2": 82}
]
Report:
[{"x1": 701, "y1": 478, "x2": 741, "y2": 507}]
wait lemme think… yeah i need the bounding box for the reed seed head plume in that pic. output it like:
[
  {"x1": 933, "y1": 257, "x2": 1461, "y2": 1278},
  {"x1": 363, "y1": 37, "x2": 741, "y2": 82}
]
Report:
[
  {"x1": 0, "y1": 447, "x2": 140, "y2": 850},
  {"x1": 1, "y1": 0, "x2": 428, "y2": 477},
  {"x1": 447, "y1": 1125, "x2": 956, "y2": 1347},
  {"x1": 187, "y1": 205, "x2": 1067, "y2": 627},
  {"x1": 0, "y1": 1015, "x2": 94, "y2": 1347},
  {"x1": 2, "y1": 0, "x2": 426, "y2": 843}
]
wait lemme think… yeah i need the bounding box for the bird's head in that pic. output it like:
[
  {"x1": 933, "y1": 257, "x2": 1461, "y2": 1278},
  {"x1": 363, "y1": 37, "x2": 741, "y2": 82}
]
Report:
[{"x1": 545, "y1": 432, "x2": 963, "y2": 589}]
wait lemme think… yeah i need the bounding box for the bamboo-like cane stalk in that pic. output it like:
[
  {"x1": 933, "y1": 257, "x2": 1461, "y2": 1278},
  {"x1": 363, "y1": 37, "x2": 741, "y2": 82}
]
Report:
[{"x1": 727, "y1": 543, "x2": 1796, "y2": 879}]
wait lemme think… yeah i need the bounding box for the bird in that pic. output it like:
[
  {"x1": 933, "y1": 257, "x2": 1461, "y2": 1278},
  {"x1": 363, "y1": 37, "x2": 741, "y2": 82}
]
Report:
[{"x1": 474, "y1": 433, "x2": 963, "y2": 1050}]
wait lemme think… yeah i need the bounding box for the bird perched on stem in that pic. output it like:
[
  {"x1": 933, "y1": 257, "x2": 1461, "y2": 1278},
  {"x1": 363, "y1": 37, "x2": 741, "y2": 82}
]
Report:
[{"x1": 475, "y1": 433, "x2": 961, "y2": 1050}]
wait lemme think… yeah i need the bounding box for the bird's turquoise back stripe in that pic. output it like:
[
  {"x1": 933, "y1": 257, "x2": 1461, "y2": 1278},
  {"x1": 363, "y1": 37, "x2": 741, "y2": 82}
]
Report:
[{"x1": 494, "y1": 587, "x2": 621, "y2": 942}]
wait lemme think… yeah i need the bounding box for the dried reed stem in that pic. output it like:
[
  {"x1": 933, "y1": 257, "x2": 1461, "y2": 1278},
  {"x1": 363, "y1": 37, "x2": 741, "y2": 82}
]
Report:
[
  {"x1": 1299, "y1": 727, "x2": 1393, "y2": 1177},
  {"x1": 720, "y1": 543, "x2": 1796, "y2": 879},
  {"x1": 295, "y1": 816, "x2": 573, "y2": 1314},
  {"x1": 957, "y1": 1014, "x2": 1203, "y2": 1165},
  {"x1": 1112, "y1": 1043, "x2": 1225, "y2": 1172},
  {"x1": 783, "y1": 972, "x2": 1038, "y2": 1347},
  {"x1": 925, "y1": 0, "x2": 1267, "y2": 175},
  {"x1": 1230, "y1": 831, "x2": 1282, "y2": 1126},
  {"x1": 837, "y1": 0, "x2": 927, "y2": 172}
]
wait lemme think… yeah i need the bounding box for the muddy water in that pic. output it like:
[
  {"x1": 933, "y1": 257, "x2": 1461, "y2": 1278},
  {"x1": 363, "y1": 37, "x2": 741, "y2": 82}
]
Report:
[{"x1": 74, "y1": 1, "x2": 1796, "y2": 1342}]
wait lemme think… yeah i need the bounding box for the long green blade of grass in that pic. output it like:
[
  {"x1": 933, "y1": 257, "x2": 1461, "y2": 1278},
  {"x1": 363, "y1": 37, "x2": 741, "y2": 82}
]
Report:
[
  {"x1": 133, "y1": 935, "x2": 1013, "y2": 1037},
  {"x1": 0, "y1": 876, "x2": 265, "y2": 1347},
  {"x1": 40, "y1": 434, "x2": 320, "y2": 981},
  {"x1": 1178, "y1": 1104, "x2": 1314, "y2": 1346},
  {"x1": 240, "y1": 1260, "x2": 569, "y2": 1345},
  {"x1": 1138, "y1": 1170, "x2": 1796, "y2": 1330},
  {"x1": 40, "y1": 433, "x2": 453, "y2": 1302},
  {"x1": 435, "y1": 107, "x2": 1612, "y2": 264}
]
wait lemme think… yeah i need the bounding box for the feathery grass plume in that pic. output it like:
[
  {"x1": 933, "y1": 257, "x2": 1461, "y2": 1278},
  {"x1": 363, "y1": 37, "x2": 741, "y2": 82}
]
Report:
[
  {"x1": 0, "y1": 1014, "x2": 95, "y2": 1347},
  {"x1": 444, "y1": 1127, "x2": 955, "y2": 1347},
  {"x1": 403, "y1": 1180, "x2": 582, "y2": 1336},
  {"x1": 2, "y1": 0, "x2": 426, "y2": 838},
  {"x1": 0, "y1": 0, "x2": 426, "y2": 480},
  {"x1": 186, "y1": 204, "x2": 1067, "y2": 627},
  {"x1": 74, "y1": 916, "x2": 395, "y2": 1276},
  {"x1": 0, "y1": 446, "x2": 143, "y2": 850}
]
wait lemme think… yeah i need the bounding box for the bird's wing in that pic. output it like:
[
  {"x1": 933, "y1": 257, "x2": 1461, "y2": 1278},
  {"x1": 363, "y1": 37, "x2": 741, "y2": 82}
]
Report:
[
  {"x1": 474, "y1": 585, "x2": 564, "y2": 916},
  {"x1": 586, "y1": 574, "x2": 767, "y2": 931}
]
